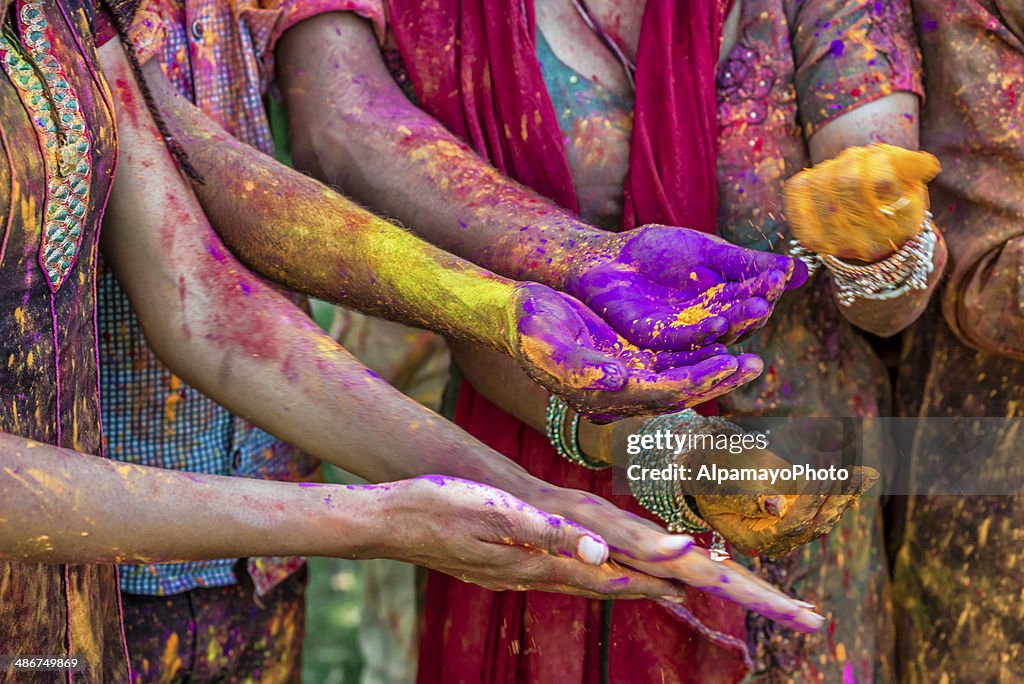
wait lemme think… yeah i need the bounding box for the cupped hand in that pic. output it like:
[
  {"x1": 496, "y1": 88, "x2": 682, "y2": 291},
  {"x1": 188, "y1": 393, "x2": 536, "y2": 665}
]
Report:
[
  {"x1": 511, "y1": 282, "x2": 764, "y2": 420},
  {"x1": 375, "y1": 475, "x2": 685, "y2": 599},
  {"x1": 783, "y1": 143, "x2": 941, "y2": 262},
  {"x1": 525, "y1": 485, "x2": 826, "y2": 633},
  {"x1": 693, "y1": 451, "x2": 880, "y2": 558},
  {"x1": 565, "y1": 225, "x2": 807, "y2": 351}
]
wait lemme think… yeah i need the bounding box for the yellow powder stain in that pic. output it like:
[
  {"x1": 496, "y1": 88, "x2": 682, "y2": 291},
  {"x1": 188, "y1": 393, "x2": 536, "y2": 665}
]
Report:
[
  {"x1": 161, "y1": 632, "x2": 183, "y2": 680},
  {"x1": 396, "y1": 125, "x2": 412, "y2": 137},
  {"x1": 689, "y1": 272, "x2": 698, "y2": 281},
  {"x1": 13, "y1": 307, "x2": 25, "y2": 333},
  {"x1": 670, "y1": 284, "x2": 724, "y2": 328},
  {"x1": 836, "y1": 643, "x2": 847, "y2": 662},
  {"x1": 25, "y1": 468, "x2": 70, "y2": 497},
  {"x1": 164, "y1": 375, "x2": 182, "y2": 424},
  {"x1": 25, "y1": 351, "x2": 32, "y2": 368},
  {"x1": 979, "y1": 517, "x2": 992, "y2": 547},
  {"x1": 7, "y1": 354, "x2": 13, "y2": 367}
]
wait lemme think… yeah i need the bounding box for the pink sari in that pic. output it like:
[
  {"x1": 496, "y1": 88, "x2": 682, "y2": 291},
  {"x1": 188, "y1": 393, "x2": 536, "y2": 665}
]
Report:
[{"x1": 388, "y1": 1, "x2": 752, "y2": 681}]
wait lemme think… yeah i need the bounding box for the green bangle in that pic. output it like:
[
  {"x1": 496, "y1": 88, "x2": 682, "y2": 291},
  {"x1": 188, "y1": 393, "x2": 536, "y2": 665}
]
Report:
[{"x1": 545, "y1": 395, "x2": 608, "y2": 470}]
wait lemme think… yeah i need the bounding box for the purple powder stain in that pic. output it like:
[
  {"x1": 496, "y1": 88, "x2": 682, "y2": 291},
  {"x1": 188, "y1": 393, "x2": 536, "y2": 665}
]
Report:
[
  {"x1": 239, "y1": 282, "x2": 252, "y2": 295},
  {"x1": 364, "y1": 369, "x2": 380, "y2": 379},
  {"x1": 843, "y1": 663, "x2": 857, "y2": 684},
  {"x1": 299, "y1": 482, "x2": 324, "y2": 487},
  {"x1": 830, "y1": 40, "x2": 845, "y2": 57},
  {"x1": 606, "y1": 577, "x2": 630, "y2": 587},
  {"x1": 720, "y1": 574, "x2": 731, "y2": 584},
  {"x1": 547, "y1": 517, "x2": 563, "y2": 528}
]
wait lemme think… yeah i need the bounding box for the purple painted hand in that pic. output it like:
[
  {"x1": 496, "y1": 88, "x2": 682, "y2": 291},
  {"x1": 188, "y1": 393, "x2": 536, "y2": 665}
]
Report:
[
  {"x1": 566, "y1": 225, "x2": 808, "y2": 351},
  {"x1": 511, "y1": 283, "x2": 764, "y2": 420}
]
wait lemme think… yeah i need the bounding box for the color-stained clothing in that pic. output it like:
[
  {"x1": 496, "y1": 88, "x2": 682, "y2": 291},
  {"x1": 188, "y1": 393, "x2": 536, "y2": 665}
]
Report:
[
  {"x1": 0, "y1": 0, "x2": 128, "y2": 681},
  {"x1": 893, "y1": 2, "x2": 1024, "y2": 681},
  {"x1": 122, "y1": 561, "x2": 307, "y2": 683},
  {"x1": 713, "y1": 4, "x2": 920, "y2": 680},
  {"x1": 103, "y1": 0, "x2": 380, "y2": 598},
  {"x1": 384, "y1": 1, "x2": 921, "y2": 682}
]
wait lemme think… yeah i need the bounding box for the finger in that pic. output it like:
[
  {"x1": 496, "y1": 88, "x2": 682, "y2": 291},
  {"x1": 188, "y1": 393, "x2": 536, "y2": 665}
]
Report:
[
  {"x1": 587, "y1": 285, "x2": 730, "y2": 351},
  {"x1": 717, "y1": 298, "x2": 772, "y2": 344},
  {"x1": 712, "y1": 269, "x2": 790, "y2": 305},
  {"x1": 649, "y1": 344, "x2": 730, "y2": 372},
  {"x1": 485, "y1": 547, "x2": 689, "y2": 600},
  {"x1": 640, "y1": 314, "x2": 729, "y2": 352},
  {"x1": 505, "y1": 505, "x2": 611, "y2": 566},
  {"x1": 519, "y1": 317, "x2": 630, "y2": 393},
  {"x1": 681, "y1": 354, "x2": 764, "y2": 406},
  {"x1": 700, "y1": 241, "x2": 803, "y2": 286},
  {"x1": 762, "y1": 473, "x2": 866, "y2": 557},
  {"x1": 651, "y1": 550, "x2": 826, "y2": 633}
]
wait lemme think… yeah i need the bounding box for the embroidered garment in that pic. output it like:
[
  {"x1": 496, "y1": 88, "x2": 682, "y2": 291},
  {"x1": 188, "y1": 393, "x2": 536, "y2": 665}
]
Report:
[{"x1": 0, "y1": 1, "x2": 127, "y2": 681}]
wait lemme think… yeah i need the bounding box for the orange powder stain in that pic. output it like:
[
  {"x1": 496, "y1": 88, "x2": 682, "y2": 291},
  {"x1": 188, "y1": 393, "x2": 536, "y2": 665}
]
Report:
[
  {"x1": 161, "y1": 632, "x2": 183, "y2": 681},
  {"x1": 164, "y1": 375, "x2": 183, "y2": 425}
]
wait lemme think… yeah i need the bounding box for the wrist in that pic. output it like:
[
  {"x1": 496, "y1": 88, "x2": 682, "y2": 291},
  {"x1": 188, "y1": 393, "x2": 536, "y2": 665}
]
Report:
[
  {"x1": 304, "y1": 483, "x2": 393, "y2": 560},
  {"x1": 493, "y1": 219, "x2": 610, "y2": 290}
]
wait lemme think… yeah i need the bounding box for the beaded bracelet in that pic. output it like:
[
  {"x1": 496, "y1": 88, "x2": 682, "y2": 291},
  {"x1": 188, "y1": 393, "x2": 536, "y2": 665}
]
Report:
[
  {"x1": 789, "y1": 212, "x2": 937, "y2": 307},
  {"x1": 545, "y1": 395, "x2": 609, "y2": 470}
]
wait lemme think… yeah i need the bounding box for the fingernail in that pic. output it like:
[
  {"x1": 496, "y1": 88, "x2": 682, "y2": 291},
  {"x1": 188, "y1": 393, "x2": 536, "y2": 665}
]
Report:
[
  {"x1": 762, "y1": 496, "x2": 783, "y2": 517},
  {"x1": 657, "y1": 535, "x2": 695, "y2": 557},
  {"x1": 598, "y1": 363, "x2": 626, "y2": 390},
  {"x1": 795, "y1": 600, "x2": 816, "y2": 608},
  {"x1": 577, "y1": 535, "x2": 609, "y2": 565}
]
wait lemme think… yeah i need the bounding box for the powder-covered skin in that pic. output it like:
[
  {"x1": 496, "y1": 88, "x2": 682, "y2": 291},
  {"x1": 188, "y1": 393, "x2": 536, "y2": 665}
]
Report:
[
  {"x1": 276, "y1": 12, "x2": 807, "y2": 360},
  {"x1": 143, "y1": 60, "x2": 782, "y2": 418},
  {"x1": 784, "y1": 143, "x2": 941, "y2": 262}
]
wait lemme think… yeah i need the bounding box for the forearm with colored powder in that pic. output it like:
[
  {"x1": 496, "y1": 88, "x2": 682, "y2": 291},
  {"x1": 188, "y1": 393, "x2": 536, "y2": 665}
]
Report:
[
  {"x1": 277, "y1": 12, "x2": 608, "y2": 291},
  {"x1": 143, "y1": 61, "x2": 519, "y2": 357}
]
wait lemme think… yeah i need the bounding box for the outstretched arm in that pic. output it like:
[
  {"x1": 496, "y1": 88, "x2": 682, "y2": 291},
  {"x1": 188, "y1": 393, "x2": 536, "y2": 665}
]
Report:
[{"x1": 273, "y1": 12, "x2": 804, "y2": 353}]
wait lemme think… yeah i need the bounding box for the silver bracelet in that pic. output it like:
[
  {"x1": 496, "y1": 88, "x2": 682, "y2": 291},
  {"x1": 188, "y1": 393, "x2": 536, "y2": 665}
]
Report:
[
  {"x1": 627, "y1": 410, "x2": 741, "y2": 560},
  {"x1": 789, "y1": 212, "x2": 937, "y2": 307}
]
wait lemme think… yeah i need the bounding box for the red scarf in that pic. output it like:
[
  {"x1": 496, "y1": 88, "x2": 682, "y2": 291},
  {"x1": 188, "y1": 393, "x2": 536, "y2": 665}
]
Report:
[{"x1": 389, "y1": 0, "x2": 728, "y2": 233}]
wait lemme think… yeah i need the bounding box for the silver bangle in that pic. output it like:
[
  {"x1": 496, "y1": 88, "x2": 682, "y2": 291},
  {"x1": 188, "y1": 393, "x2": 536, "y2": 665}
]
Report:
[
  {"x1": 627, "y1": 410, "x2": 741, "y2": 534},
  {"x1": 545, "y1": 395, "x2": 608, "y2": 470},
  {"x1": 789, "y1": 212, "x2": 937, "y2": 307}
]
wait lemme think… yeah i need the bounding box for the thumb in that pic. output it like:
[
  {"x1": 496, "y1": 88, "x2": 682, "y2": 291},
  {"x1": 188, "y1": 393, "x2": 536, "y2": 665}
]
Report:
[
  {"x1": 531, "y1": 343, "x2": 629, "y2": 393},
  {"x1": 510, "y1": 507, "x2": 611, "y2": 566}
]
